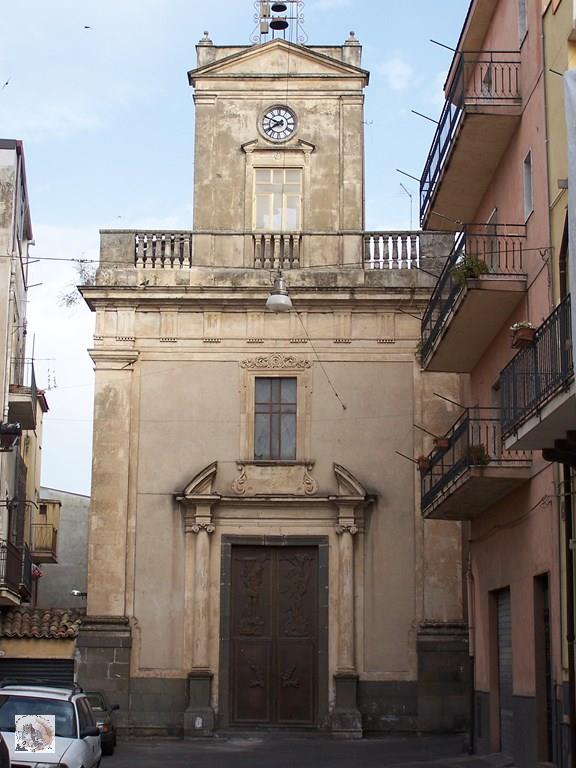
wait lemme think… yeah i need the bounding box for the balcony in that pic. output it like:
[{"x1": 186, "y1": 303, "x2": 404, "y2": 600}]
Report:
[
  {"x1": 8, "y1": 359, "x2": 37, "y2": 431},
  {"x1": 420, "y1": 51, "x2": 522, "y2": 230},
  {"x1": 501, "y1": 295, "x2": 575, "y2": 452},
  {"x1": 421, "y1": 225, "x2": 526, "y2": 372},
  {"x1": 420, "y1": 408, "x2": 532, "y2": 521},
  {"x1": 0, "y1": 541, "x2": 23, "y2": 604},
  {"x1": 31, "y1": 524, "x2": 58, "y2": 563}
]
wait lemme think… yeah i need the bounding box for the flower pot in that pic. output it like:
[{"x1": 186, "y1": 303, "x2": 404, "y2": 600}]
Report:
[
  {"x1": 433, "y1": 437, "x2": 450, "y2": 451},
  {"x1": 512, "y1": 327, "x2": 536, "y2": 349}
]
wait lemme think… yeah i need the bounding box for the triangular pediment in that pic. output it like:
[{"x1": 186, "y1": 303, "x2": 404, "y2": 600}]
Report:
[{"x1": 189, "y1": 39, "x2": 369, "y2": 83}]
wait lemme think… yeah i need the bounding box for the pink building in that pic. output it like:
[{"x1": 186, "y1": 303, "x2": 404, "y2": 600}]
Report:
[{"x1": 418, "y1": 1, "x2": 574, "y2": 765}]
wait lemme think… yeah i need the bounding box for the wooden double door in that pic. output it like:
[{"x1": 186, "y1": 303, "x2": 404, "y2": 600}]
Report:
[{"x1": 230, "y1": 545, "x2": 319, "y2": 726}]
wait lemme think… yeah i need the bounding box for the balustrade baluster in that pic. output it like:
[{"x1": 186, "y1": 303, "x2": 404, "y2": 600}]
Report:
[
  {"x1": 254, "y1": 235, "x2": 263, "y2": 268},
  {"x1": 282, "y1": 235, "x2": 291, "y2": 271},
  {"x1": 292, "y1": 235, "x2": 300, "y2": 268},
  {"x1": 263, "y1": 234, "x2": 272, "y2": 270},
  {"x1": 166, "y1": 235, "x2": 174, "y2": 268},
  {"x1": 368, "y1": 235, "x2": 375, "y2": 269},
  {"x1": 184, "y1": 235, "x2": 191, "y2": 267}
]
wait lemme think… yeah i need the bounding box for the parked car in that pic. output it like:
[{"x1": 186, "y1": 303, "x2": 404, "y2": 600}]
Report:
[
  {"x1": 0, "y1": 732, "x2": 9, "y2": 767},
  {"x1": 0, "y1": 682, "x2": 101, "y2": 768},
  {"x1": 84, "y1": 693, "x2": 118, "y2": 756}
]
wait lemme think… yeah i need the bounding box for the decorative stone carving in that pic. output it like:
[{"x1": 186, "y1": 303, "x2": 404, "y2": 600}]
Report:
[
  {"x1": 302, "y1": 466, "x2": 319, "y2": 496},
  {"x1": 231, "y1": 465, "x2": 248, "y2": 496},
  {"x1": 240, "y1": 354, "x2": 311, "y2": 370},
  {"x1": 230, "y1": 462, "x2": 319, "y2": 496}
]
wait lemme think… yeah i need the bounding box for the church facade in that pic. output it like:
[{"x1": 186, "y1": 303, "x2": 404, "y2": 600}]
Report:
[{"x1": 79, "y1": 26, "x2": 468, "y2": 737}]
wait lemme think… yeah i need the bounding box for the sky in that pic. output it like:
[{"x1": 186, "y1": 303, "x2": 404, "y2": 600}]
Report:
[{"x1": 0, "y1": 0, "x2": 469, "y2": 496}]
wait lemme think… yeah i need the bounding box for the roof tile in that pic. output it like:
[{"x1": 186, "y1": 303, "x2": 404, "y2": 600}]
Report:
[{"x1": 0, "y1": 608, "x2": 85, "y2": 640}]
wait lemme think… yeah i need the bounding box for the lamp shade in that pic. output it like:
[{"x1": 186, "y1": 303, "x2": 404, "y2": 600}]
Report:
[{"x1": 266, "y1": 274, "x2": 293, "y2": 313}]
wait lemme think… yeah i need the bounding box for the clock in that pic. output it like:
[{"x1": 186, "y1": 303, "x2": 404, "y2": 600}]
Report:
[{"x1": 261, "y1": 106, "x2": 297, "y2": 142}]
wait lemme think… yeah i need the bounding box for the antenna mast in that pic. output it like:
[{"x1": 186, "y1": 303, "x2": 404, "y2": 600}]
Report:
[{"x1": 251, "y1": 1, "x2": 307, "y2": 44}]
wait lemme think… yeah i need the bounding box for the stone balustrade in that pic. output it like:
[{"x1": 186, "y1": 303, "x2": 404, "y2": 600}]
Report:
[
  {"x1": 363, "y1": 232, "x2": 420, "y2": 270},
  {"x1": 97, "y1": 229, "x2": 452, "y2": 276}
]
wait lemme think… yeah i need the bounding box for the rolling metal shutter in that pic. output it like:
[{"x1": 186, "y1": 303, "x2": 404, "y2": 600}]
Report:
[
  {"x1": 497, "y1": 589, "x2": 513, "y2": 756},
  {"x1": 0, "y1": 658, "x2": 74, "y2": 685}
]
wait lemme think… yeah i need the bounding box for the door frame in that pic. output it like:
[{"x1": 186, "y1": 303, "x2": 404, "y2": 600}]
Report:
[{"x1": 218, "y1": 535, "x2": 330, "y2": 729}]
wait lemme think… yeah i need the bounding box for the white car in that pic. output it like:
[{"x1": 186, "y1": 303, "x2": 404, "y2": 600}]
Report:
[{"x1": 0, "y1": 683, "x2": 102, "y2": 768}]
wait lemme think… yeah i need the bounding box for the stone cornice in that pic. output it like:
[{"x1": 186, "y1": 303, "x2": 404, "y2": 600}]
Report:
[{"x1": 88, "y1": 349, "x2": 139, "y2": 368}]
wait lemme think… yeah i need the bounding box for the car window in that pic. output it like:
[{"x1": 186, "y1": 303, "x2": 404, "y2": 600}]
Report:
[
  {"x1": 0, "y1": 695, "x2": 77, "y2": 738},
  {"x1": 76, "y1": 699, "x2": 96, "y2": 732},
  {"x1": 85, "y1": 694, "x2": 105, "y2": 711}
]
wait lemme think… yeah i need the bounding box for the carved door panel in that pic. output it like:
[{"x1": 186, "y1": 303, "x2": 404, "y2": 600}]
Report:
[{"x1": 230, "y1": 546, "x2": 318, "y2": 726}]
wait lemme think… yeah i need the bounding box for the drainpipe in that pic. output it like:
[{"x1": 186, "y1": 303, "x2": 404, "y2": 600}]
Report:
[{"x1": 563, "y1": 464, "x2": 576, "y2": 768}]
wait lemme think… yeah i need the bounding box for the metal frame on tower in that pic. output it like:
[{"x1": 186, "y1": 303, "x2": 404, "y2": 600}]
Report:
[{"x1": 251, "y1": 1, "x2": 307, "y2": 44}]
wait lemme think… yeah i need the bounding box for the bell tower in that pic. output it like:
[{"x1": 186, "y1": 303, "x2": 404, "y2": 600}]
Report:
[{"x1": 188, "y1": 26, "x2": 368, "y2": 268}]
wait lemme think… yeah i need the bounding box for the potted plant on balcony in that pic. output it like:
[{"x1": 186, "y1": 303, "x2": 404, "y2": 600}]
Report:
[
  {"x1": 451, "y1": 256, "x2": 489, "y2": 287},
  {"x1": 510, "y1": 321, "x2": 536, "y2": 349},
  {"x1": 417, "y1": 455, "x2": 431, "y2": 473},
  {"x1": 468, "y1": 443, "x2": 490, "y2": 466},
  {"x1": 414, "y1": 339, "x2": 424, "y2": 366}
]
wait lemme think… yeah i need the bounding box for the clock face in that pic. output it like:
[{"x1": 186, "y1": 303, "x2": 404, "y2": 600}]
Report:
[{"x1": 261, "y1": 106, "x2": 297, "y2": 142}]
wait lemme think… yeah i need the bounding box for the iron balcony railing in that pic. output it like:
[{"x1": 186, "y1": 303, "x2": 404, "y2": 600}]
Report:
[
  {"x1": 420, "y1": 224, "x2": 526, "y2": 364},
  {"x1": 501, "y1": 295, "x2": 573, "y2": 435},
  {"x1": 31, "y1": 524, "x2": 58, "y2": 558},
  {"x1": 20, "y1": 542, "x2": 32, "y2": 600},
  {"x1": 420, "y1": 51, "x2": 521, "y2": 223},
  {"x1": 0, "y1": 540, "x2": 23, "y2": 595},
  {"x1": 420, "y1": 407, "x2": 530, "y2": 512}
]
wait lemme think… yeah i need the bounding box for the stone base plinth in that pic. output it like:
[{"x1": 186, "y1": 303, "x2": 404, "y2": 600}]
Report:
[
  {"x1": 331, "y1": 672, "x2": 362, "y2": 739},
  {"x1": 184, "y1": 669, "x2": 215, "y2": 737}
]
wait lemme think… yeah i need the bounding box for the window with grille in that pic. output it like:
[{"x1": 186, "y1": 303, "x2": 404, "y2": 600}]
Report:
[
  {"x1": 254, "y1": 168, "x2": 302, "y2": 231},
  {"x1": 254, "y1": 377, "x2": 297, "y2": 460}
]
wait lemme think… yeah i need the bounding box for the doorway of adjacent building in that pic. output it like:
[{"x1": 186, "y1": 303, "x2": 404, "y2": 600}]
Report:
[
  {"x1": 228, "y1": 544, "x2": 319, "y2": 727},
  {"x1": 496, "y1": 588, "x2": 513, "y2": 755},
  {"x1": 534, "y1": 573, "x2": 553, "y2": 763}
]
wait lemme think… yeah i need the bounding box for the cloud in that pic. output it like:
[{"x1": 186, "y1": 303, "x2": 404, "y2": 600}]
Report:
[
  {"x1": 378, "y1": 57, "x2": 415, "y2": 92},
  {"x1": 423, "y1": 69, "x2": 449, "y2": 110}
]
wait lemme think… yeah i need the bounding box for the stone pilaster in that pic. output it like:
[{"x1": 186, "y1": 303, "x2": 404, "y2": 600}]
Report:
[
  {"x1": 86, "y1": 350, "x2": 139, "y2": 618},
  {"x1": 184, "y1": 492, "x2": 215, "y2": 738},
  {"x1": 331, "y1": 511, "x2": 362, "y2": 738}
]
